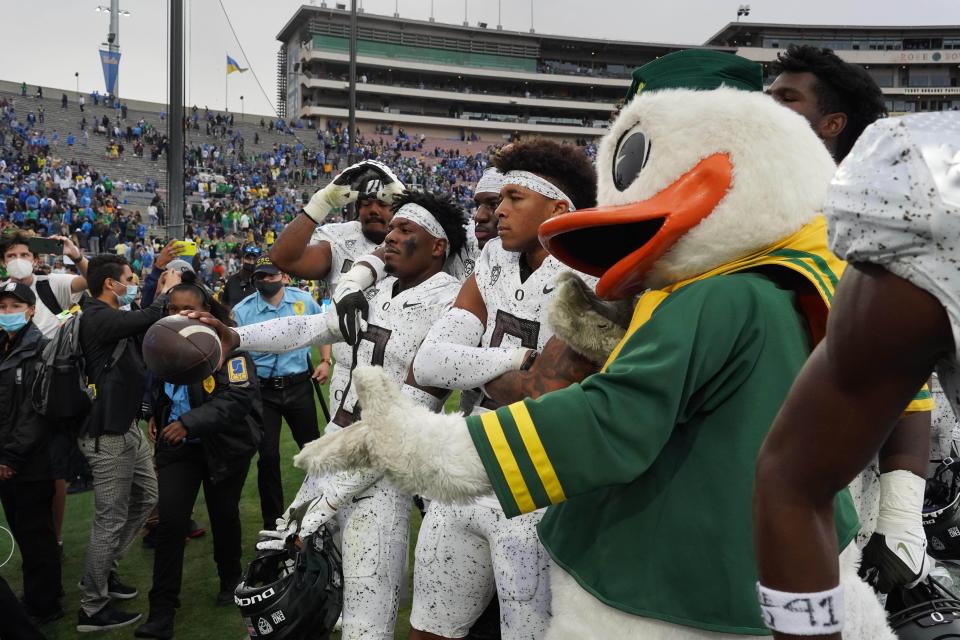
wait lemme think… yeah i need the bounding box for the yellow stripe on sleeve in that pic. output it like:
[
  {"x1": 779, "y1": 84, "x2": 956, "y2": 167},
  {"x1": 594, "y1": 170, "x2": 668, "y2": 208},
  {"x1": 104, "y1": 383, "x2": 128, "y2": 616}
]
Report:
[
  {"x1": 508, "y1": 402, "x2": 566, "y2": 505},
  {"x1": 480, "y1": 411, "x2": 536, "y2": 514}
]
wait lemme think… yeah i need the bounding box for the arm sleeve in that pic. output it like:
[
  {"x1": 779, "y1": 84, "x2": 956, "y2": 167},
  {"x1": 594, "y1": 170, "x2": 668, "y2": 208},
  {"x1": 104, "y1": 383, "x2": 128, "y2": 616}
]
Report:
[
  {"x1": 236, "y1": 311, "x2": 343, "y2": 353},
  {"x1": 465, "y1": 278, "x2": 767, "y2": 518},
  {"x1": 94, "y1": 294, "x2": 167, "y2": 341},
  {"x1": 321, "y1": 468, "x2": 382, "y2": 510},
  {"x1": 412, "y1": 307, "x2": 527, "y2": 390},
  {"x1": 402, "y1": 383, "x2": 446, "y2": 412},
  {"x1": 140, "y1": 266, "x2": 164, "y2": 308}
]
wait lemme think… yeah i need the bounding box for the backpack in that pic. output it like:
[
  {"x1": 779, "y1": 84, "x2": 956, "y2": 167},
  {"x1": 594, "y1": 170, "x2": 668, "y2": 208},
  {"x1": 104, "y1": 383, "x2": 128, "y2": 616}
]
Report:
[{"x1": 31, "y1": 310, "x2": 126, "y2": 421}]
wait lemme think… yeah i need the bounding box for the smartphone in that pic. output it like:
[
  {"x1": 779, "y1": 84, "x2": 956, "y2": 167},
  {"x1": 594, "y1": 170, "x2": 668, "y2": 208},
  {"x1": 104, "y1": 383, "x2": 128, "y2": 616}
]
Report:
[
  {"x1": 27, "y1": 237, "x2": 64, "y2": 256},
  {"x1": 174, "y1": 239, "x2": 198, "y2": 257}
]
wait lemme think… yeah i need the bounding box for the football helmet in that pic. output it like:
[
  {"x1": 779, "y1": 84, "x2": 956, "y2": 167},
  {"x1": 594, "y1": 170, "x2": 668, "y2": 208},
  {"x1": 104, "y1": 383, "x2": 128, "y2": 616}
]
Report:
[
  {"x1": 887, "y1": 576, "x2": 960, "y2": 639},
  {"x1": 924, "y1": 458, "x2": 960, "y2": 562},
  {"x1": 234, "y1": 526, "x2": 342, "y2": 639}
]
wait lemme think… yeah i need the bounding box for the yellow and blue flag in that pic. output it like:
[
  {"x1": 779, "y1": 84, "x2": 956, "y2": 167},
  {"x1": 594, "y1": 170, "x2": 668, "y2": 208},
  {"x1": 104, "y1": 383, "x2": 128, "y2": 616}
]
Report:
[{"x1": 226, "y1": 55, "x2": 247, "y2": 75}]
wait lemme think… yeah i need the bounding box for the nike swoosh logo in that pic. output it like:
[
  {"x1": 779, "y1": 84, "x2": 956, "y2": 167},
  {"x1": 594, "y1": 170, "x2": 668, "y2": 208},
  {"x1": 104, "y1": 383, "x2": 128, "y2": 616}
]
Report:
[
  {"x1": 403, "y1": 301, "x2": 422, "y2": 309},
  {"x1": 543, "y1": 285, "x2": 555, "y2": 294},
  {"x1": 351, "y1": 495, "x2": 373, "y2": 503},
  {"x1": 896, "y1": 542, "x2": 915, "y2": 566}
]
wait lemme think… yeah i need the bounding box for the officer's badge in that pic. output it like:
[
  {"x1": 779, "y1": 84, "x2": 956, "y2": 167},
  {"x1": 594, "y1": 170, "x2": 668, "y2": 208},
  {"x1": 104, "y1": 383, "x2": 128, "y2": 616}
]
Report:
[
  {"x1": 293, "y1": 300, "x2": 305, "y2": 316},
  {"x1": 228, "y1": 357, "x2": 249, "y2": 383},
  {"x1": 202, "y1": 376, "x2": 216, "y2": 394}
]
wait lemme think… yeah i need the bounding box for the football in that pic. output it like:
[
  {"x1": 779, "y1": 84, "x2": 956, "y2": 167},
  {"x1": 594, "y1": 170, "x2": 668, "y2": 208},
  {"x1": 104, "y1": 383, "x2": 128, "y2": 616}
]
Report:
[{"x1": 142, "y1": 315, "x2": 222, "y2": 385}]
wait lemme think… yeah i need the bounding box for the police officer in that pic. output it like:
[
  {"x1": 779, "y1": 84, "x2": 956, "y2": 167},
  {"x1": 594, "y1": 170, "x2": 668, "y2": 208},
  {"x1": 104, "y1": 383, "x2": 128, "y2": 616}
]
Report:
[
  {"x1": 217, "y1": 244, "x2": 261, "y2": 310},
  {"x1": 231, "y1": 257, "x2": 322, "y2": 529},
  {"x1": 135, "y1": 273, "x2": 262, "y2": 640}
]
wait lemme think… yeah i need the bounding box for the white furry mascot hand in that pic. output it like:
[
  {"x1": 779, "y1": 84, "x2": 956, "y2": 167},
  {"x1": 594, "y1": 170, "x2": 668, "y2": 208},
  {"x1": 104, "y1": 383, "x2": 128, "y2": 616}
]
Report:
[
  {"x1": 293, "y1": 366, "x2": 492, "y2": 502},
  {"x1": 547, "y1": 272, "x2": 633, "y2": 365}
]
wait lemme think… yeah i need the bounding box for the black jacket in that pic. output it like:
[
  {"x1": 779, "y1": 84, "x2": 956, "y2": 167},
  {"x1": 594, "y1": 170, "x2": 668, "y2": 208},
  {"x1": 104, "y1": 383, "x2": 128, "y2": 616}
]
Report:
[
  {"x1": 0, "y1": 323, "x2": 52, "y2": 482},
  {"x1": 219, "y1": 271, "x2": 256, "y2": 309},
  {"x1": 79, "y1": 295, "x2": 166, "y2": 437},
  {"x1": 151, "y1": 350, "x2": 262, "y2": 484}
]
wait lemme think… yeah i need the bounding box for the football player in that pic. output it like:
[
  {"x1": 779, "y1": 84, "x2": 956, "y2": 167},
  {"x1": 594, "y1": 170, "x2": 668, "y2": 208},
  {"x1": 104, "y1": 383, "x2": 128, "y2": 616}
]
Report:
[
  {"x1": 753, "y1": 112, "x2": 959, "y2": 640},
  {"x1": 406, "y1": 140, "x2": 598, "y2": 640},
  {"x1": 195, "y1": 191, "x2": 466, "y2": 640}
]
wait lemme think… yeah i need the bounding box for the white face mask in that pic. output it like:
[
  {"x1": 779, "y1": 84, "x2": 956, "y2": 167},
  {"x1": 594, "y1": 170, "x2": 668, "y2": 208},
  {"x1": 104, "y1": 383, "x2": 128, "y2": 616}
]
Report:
[{"x1": 6, "y1": 258, "x2": 34, "y2": 279}]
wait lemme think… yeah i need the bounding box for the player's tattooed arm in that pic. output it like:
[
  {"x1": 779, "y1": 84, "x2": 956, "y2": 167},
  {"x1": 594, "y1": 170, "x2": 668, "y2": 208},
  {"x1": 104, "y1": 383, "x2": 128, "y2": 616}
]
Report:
[{"x1": 482, "y1": 336, "x2": 598, "y2": 406}]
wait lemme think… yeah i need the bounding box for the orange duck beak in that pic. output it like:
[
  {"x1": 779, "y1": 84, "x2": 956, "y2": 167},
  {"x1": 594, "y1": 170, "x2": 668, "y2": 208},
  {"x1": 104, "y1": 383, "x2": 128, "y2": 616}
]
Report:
[{"x1": 539, "y1": 153, "x2": 733, "y2": 300}]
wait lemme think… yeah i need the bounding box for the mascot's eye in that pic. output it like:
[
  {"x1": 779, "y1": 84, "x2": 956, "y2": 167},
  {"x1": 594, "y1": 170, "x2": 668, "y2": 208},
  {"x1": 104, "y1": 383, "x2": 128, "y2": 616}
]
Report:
[{"x1": 613, "y1": 128, "x2": 651, "y2": 191}]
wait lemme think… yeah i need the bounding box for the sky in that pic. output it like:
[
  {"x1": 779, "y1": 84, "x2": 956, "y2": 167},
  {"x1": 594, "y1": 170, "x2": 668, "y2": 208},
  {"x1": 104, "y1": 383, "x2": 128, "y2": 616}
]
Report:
[{"x1": 1, "y1": 0, "x2": 958, "y2": 118}]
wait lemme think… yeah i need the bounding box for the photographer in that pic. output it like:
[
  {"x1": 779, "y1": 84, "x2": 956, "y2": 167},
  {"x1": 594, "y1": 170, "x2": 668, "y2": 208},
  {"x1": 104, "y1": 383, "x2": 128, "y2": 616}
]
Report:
[{"x1": 135, "y1": 273, "x2": 261, "y2": 639}]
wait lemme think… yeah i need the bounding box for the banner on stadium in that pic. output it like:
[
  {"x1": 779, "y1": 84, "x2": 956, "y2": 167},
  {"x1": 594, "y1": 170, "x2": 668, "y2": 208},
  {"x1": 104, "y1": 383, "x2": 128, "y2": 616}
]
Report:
[{"x1": 100, "y1": 49, "x2": 121, "y2": 96}]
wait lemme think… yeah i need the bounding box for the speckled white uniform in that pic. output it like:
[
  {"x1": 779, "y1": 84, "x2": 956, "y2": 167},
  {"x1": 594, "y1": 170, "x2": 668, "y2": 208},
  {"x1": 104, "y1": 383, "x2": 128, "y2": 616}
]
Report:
[
  {"x1": 237, "y1": 271, "x2": 458, "y2": 639},
  {"x1": 444, "y1": 220, "x2": 481, "y2": 283},
  {"x1": 411, "y1": 237, "x2": 596, "y2": 639},
  {"x1": 310, "y1": 220, "x2": 381, "y2": 429},
  {"x1": 328, "y1": 272, "x2": 460, "y2": 430},
  {"x1": 828, "y1": 112, "x2": 960, "y2": 414}
]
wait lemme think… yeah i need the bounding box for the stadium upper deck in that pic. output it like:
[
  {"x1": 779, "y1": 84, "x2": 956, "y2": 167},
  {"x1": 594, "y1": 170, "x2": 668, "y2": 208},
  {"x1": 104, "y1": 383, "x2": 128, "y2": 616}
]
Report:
[{"x1": 277, "y1": 6, "x2": 959, "y2": 140}]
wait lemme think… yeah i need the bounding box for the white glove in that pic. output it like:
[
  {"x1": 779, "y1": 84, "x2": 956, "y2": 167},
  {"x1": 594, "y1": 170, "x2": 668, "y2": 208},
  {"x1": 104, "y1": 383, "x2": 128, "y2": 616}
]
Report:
[
  {"x1": 255, "y1": 473, "x2": 325, "y2": 551},
  {"x1": 859, "y1": 470, "x2": 931, "y2": 593},
  {"x1": 302, "y1": 161, "x2": 378, "y2": 224},
  {"x1": 293, "y1": 366, "x2": 491, "y2": 503},
  {"x1": 255, "y1": 495, "x2": 337, "y2": 551}
]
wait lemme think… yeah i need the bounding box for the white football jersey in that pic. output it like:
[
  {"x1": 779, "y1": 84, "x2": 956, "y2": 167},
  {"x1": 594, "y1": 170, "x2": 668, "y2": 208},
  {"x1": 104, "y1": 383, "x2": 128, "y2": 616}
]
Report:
[
  {"x1": 310, "y1": 220, "x2": 381, "y2": 414},
  {"x1": 309, "y1": 220, "x2": 380, "y2": 290},
  {"x1": 475, "y1": 237, "x2": 596, "y2": 353},
  {"x1": 444, "y1": 221, "x2": 481, "y2": 283},
  {"x1": 328, "y1": 271, "x2": 460, "y2": 431}
]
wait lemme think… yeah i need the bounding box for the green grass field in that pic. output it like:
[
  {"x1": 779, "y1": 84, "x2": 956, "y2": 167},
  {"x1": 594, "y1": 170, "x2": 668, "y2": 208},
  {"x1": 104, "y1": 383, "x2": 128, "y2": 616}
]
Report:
[{"x1": 0, "y1": 382, "x2": 448, "y2": 640}]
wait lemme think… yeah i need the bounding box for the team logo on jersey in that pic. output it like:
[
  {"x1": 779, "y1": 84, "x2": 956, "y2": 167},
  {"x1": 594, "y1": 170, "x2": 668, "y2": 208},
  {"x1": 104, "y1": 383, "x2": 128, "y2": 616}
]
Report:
[
  {"x1": 463, "y1": 259, "x2": 475, "y2": 276},
  {"x1": 490, "y1": 265, "x2": 502, "y2": 286},
  {"x1": 202, "y1": 376, "x2": 216, "y2": 394},
  {"x1": 346, "y1": 239, "x2": 357, "y2": 250},
  {"x1": 293, "y1": 300, "x2": 305, "y2": 315},
  {"x1": 364, "y1": 288, "x2": 379, "y2": 301},
  {"x1": 228, "y1": 357, "x2": 249, "y2": 383}
]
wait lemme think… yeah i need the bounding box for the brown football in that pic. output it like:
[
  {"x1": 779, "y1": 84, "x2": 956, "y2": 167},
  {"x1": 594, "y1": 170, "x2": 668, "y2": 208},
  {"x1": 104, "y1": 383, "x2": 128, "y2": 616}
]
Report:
[{"x1": 142, "y1": 316, "x2": 222, "y2": 384}]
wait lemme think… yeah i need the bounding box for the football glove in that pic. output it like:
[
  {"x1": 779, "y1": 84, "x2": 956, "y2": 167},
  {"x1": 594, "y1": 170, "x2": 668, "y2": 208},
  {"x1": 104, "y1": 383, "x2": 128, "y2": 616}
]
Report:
[
  {"x1": 333, "y1": 255, "x2": 384, "y2": 345},
  {"x1": 302, "y1": 161, "x2": 378, "y2": 224}
]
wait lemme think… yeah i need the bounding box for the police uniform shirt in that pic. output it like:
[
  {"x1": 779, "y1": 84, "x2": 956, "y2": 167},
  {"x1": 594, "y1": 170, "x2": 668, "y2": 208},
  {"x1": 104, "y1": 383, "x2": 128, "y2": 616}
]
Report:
[{"x1": 231, "y1": 287, "x2": 322, "y2": 379}]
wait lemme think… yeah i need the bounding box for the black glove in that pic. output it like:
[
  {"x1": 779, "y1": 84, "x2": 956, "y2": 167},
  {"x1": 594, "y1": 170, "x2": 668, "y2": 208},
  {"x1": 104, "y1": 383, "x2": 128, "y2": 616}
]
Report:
[
  {"x1": 337, "y1": 290, "x2": 369, "y2": 346},
  {"x1": 859, "y1": 532, "x2": 929, "y2": 594}
]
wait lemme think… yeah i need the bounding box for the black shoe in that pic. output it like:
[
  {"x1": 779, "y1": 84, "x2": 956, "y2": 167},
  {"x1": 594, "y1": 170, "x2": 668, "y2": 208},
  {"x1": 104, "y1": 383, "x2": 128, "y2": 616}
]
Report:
[
  {"x1": 215, "y1": 589, "x2": 234, "y2": 607},
  {"x1": 76, "y1": 606, "x2": 142, "y2": 633},
  {"x1": 107, "y1": 572, "x2": 138, "y2": 600},
  {"x1": 134, "y1": 612, "x2": 175, "y2": 639},
  {"x1": 24, "y1": 604, "x2": 65, "y2": 626}
]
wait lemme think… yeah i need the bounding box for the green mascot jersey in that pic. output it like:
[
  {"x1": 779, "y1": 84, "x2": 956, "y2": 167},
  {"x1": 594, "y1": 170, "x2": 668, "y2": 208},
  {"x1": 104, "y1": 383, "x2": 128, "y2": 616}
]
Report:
[{"x1": 465, "y1": 218, "x2": 863, "y2": 635}]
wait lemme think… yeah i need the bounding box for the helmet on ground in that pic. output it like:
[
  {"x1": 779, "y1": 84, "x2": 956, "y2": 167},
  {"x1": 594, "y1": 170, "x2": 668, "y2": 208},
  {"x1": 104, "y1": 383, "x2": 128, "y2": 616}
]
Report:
[
  {"x1": 924, "y1": 458, "x2": 960, "y2": 562},
  {"x1": 887, "y1": 576, "x2": 960, "y2": 639},
  {"x1": 234, "y1": 526, "x2": 342, "y2": 639}
]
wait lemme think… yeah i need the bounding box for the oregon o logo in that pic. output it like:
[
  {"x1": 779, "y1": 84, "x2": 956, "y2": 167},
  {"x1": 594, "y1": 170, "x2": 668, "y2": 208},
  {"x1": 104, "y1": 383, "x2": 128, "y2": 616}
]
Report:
[{"x1": 514, "y1": 289, "x2": 524, "y2": 301}]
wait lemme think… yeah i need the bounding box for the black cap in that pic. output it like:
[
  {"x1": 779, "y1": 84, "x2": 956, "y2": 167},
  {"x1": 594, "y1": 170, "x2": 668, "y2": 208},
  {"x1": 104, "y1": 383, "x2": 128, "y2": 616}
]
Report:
[
  {"x1": 0, "y1": 281, "x2": 36, "y2": 305},
  {"x1": 253, "y1": 256, "x2": 280, "y2": 276}
]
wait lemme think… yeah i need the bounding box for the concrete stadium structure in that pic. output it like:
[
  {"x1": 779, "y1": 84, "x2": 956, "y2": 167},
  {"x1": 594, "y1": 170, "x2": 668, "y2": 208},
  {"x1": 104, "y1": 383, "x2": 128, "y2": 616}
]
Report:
[{"x1": 276, "y1": 5, "x2": 960, "y2": 140}]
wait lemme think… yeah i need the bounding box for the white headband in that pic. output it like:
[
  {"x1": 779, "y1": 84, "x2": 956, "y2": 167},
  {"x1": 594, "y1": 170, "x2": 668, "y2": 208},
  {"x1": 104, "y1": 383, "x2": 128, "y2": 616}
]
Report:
[
  {"x1": 502, "y1": 170, "x2": 576, "y2": 211},
  {"x1": 476, "y1": 168, "x2": 505, "y2": 195},
  {"x1": 394, "y1": 202, "x2": 450, "y2": 256}
]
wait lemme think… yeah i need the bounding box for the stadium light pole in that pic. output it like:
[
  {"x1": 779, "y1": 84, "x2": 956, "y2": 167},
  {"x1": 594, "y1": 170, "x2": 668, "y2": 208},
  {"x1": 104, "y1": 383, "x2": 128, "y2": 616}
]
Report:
[
  {"x1": 348, "y1": 0, "x2": 358, "y2": 164},
  {"x1": 167, "y1": 0, "x2": 185, "y2": 241}
]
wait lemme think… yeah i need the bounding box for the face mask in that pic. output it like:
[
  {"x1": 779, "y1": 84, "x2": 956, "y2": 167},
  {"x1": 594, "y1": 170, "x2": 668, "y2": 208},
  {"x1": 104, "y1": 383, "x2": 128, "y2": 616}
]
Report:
[
  {"x1": 0, "y1": 312, "x2": 28, "y2": 333},
  {"x1": 241, "y1": 262, "x2": 255, "y2": 273},
  {"x1": 255, "y1": 281, "x2": 282, "y2": 298},
  {"x1": 115, "y1": 283, "x2": 138, "y2": 306},
  {"x1": 5, "y1": 258, "x2": 33, "y2": 279}
]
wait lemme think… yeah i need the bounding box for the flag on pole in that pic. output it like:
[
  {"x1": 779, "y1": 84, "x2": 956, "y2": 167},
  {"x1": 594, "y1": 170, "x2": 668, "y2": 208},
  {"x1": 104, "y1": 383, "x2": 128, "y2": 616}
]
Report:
[{"x1": 226, "y1": 55, "x2": 247, "y2": 74}]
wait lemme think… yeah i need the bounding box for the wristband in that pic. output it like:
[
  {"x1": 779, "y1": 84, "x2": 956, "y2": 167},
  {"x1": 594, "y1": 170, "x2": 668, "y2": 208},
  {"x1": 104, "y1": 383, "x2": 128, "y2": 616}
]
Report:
[
  {"x1": 757, "y1": 583, "x2": 843, "y2": 636},
  {"x1": 355, "y1": 253, "x2": 386, "y2": 283}
]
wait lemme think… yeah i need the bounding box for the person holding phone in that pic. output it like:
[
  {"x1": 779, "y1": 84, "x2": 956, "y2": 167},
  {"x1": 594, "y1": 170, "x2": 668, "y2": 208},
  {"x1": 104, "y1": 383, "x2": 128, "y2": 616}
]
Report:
[{"x1": 1, "y1": 231, "x2": 90, "y2": 561}]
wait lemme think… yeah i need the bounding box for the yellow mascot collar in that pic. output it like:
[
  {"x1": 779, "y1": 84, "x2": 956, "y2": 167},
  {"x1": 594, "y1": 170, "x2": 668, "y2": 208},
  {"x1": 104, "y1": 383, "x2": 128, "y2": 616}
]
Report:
[{"x1": 603, "y1": 216, "x2": 843, "y2": 370}]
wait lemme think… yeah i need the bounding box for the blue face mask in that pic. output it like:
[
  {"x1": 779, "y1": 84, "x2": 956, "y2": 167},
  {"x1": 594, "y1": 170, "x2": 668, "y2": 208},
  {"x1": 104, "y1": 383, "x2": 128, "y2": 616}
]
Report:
[
  {"x1": 117, "y1": 284, "x2": 138, "y2": 307},
  {"x1": 0, "y1": 312, "x2": 28, "y2": 333}
]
